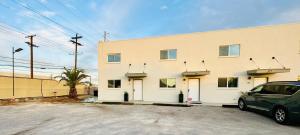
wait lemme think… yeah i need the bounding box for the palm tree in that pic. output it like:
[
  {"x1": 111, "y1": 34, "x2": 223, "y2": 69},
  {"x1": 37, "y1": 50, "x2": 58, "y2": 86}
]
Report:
[{"x1": 56, "y1": 68, "x2": 88, "y2": 98}]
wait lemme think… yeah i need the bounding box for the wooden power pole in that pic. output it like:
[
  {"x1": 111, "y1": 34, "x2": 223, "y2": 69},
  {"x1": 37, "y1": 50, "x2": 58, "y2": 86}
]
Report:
[
  {"x1": 25, "y1": 34, "x2": 37, "y2": 79},
  {"x1": 70, "y1": 33, "x2": 83, "y2": 71}
]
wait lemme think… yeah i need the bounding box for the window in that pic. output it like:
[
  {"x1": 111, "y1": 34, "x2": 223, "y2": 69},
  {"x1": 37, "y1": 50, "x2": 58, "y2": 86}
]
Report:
[
  {"x1": 219, "y1": 44, "x2": 240, "y2": 57},
  {"x1": 218, "y1": 77, "x2": 238, "y2": 88},
  {"x1": 260, "y1": 85, "x2": 280, "y2": 94},
  {"x1": 282, "y1": 85, "x2": 300, "y2": 95},
  {"x1": 251, "y1": 85, "x2": 264, "y2": 92},
  {"x1": 160, "y1": 49, "x2": 177, "y2": 60},
  {"x1": 107, "y1": 53, "x2": 121, "y2": 63},
  {"x1": 108, "y1": 80, "x2": 121, "y2": 88},
  {"x1": 160, "y1": 78, "x2": 176, "y2": 88}
]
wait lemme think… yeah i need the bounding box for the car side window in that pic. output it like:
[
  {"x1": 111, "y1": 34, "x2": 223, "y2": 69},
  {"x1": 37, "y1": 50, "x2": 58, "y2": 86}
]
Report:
[
  {"x1": 281, "y1": 85, "x2": 300, "y2": 95},
  {"x1": 260, "y1": 85, "x2": 280, "y2": 94}
]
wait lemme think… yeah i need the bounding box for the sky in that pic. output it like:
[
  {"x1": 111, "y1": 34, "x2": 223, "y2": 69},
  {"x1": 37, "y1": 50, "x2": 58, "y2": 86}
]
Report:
[{"x1": 0, "y1": 0, "x2": 300, "y2": 84}]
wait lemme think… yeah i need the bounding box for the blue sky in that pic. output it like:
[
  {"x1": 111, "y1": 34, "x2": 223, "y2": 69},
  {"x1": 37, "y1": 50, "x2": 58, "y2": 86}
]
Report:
[{"x1": 0, "y1": 0, "x2": 300, "y2": 84}]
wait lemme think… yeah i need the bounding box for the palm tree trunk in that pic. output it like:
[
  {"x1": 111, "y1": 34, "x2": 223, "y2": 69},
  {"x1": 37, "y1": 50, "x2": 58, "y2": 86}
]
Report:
[{"x1": 69, "y1": 87, "x2": 78, "y2": 98}]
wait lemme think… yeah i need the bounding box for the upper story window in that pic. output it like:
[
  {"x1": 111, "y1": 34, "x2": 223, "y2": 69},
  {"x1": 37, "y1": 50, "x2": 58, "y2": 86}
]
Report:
[
  {"x1": 218, "y1": 77, "x2": 238, "y2": 88},
  {"x1": 160, "y1": 78, "x2": 176, "y2": 88},
  {"x1": 219, "y1": 44, "x2": 240, "y2": 57},
  {"x1": 108, "y1": 80, "x2": 121, "y2": 88},
  {"x1": 107, "y1": 53, "x2": 121, "y2": 63},
  {"x1": 160, "y1": 49, "x2": 177, "y2": 60}
]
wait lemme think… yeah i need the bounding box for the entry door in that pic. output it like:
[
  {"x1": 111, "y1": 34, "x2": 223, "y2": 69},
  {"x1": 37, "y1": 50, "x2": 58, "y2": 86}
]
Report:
[
  {"x1": 133, "y1": 80, "x2": 143, "y2": 100},
  {"x1": 188, "y1": 79, "x2": 200, "y2": 102},
  {"x1": 253, "y1": 78, "x2": 267, "y2": 87}
]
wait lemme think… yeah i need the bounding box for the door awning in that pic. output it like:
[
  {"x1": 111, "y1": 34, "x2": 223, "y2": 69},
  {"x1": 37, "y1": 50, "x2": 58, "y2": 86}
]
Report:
[
  {"x1": 125, "y1": 73, "x2": 147, "y2": 78},
  {"x1": 182, "y1": 70, "x2": 210, "y2": 77},
  {"x1": 247, "y1": 68, "x2": 290, "y2": 76}
]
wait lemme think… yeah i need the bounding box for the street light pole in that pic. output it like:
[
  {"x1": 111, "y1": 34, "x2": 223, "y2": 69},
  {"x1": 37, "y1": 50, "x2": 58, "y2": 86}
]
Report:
[
  {"x1": 12, "y1": 47, "x2": 14, "y2": 97},
  {"x1": 12, "y1": 47, "x2": 23, "y2": 97}
]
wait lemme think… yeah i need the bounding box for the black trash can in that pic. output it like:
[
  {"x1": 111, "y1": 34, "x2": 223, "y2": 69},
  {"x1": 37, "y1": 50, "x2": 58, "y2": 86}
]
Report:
[
  {"x1": 94, "y1": 90, "x2": 98, "y2": 97},
  {"x1": 179, "y1": 91, "x2": 184, "y2": 103},
  {"x1": 124, "y1": 92, "x2": 129, "y2": 102}
]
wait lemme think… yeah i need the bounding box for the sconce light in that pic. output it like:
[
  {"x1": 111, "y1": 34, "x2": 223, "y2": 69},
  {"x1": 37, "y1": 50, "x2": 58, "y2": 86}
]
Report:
[{"x1": 248, "y1": 76, "x2": 252, "y2": 80}]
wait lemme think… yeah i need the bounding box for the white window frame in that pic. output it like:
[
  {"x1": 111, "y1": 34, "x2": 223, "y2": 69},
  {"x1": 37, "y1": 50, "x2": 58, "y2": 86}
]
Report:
[
  {"x1": 107, "y1": 53, "x2": 121, "y2": 63},
  {"x1": 217, "y1": 77, "x2": 239, "y2": 88},
  {"x1": 159, "y1": 78, "x2": 176, "y2": 89},
  {"x1": 160, "y1": 49, "x2": 177, "y2": 60},
  {"x1": 219, "y1": 44, "x2": 240, "y2": 57},
  {"x1": 108, "y1": 80, "x2": 121, "y2": 89}
]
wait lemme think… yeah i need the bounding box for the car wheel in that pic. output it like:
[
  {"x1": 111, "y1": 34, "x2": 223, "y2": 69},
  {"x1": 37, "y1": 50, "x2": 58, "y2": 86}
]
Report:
[
  {"x1": 274, "y1": 107, "x2": 289, "y2": 124},
  {"x1": 238, "y1": 99, "x2": 247, "y2": 111}
]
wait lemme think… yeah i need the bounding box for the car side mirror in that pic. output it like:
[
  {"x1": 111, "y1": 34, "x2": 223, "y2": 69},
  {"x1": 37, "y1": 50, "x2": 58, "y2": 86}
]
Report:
[{"x1": 248, "y1": 91, "x2": 255, "y2": 96}]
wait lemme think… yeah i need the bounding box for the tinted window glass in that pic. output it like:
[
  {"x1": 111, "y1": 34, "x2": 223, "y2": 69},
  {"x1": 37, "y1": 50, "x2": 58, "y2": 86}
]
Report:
[
  {"x1": 218, "y1": 78, "x2": 227, "y2": 87},
  {"x1": 160, "y1": 50, "x2": 168, "y2": 59},
  {"x1": 219, "y1": 46, "x2": 229, "y2": 56},
  {"x1": 115, "y1": 80, "x2": 121, "y2": 88},
  {"x1": 108, "y1": 80, "x2": 114, "y2": 88},
  {"x1": 160, "y1": 79, "x2": 167, "y2": 88},
  {"x1": 261, "y1": 85, "x2": 280, "y2": 94},
  {"x1": 108, "y1": 54, "x2": 120, "y2": 62},
  {"x1": 282, "y1": 85, "x2": 300, "y2": 95},
  {"x1": 228, "y1": 77, "x2": 238, "y2": 87}
]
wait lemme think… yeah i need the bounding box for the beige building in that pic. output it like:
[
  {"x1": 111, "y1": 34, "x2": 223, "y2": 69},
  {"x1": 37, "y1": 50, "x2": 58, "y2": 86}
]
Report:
[{"x1": 98, "y1": 23, "x2": 300, "y2": 105}]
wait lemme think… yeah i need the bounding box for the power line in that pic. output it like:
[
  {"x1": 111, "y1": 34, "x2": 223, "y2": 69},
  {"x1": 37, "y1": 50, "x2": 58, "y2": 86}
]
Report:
[
  {"x1": 34, "y1": 0, "x2": 97, "y2": 44},
  {"x1": 0, "y1": 55, "x2": 70, "y2": 68},
  {"x1": 0, "y1": 23, "x2": 73, "y2": 53},
  {"x1": 12, "y1": 0, "x2": 77, "y2": 35}
]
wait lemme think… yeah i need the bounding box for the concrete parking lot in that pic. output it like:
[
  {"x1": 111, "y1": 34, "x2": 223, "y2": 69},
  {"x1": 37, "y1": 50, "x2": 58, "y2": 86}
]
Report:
[{"x1": 0, "y1": 103, "x2": 299, "y2": 135}]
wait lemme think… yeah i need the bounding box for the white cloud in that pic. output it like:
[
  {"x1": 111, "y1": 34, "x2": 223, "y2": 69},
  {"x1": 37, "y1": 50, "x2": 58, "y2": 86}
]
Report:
[
  {"x1": 40, "y1": 11, "x2": 56, "y2": 17},
  {"x1": 275, "y1": 8, "x2": 300, "y2": 23},
  {"x1": 160, "y1": 5, "x2": 168, "y2": 10}
]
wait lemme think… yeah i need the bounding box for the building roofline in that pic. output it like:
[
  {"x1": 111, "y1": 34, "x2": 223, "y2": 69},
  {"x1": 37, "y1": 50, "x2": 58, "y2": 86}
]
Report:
[{"x1": 101, "y1": 22, "x2": 300, "y2": 44}]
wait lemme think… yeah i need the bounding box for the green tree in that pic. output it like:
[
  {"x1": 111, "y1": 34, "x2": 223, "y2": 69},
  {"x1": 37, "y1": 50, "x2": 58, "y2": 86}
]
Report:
[{"x1": 56, "y1": 68, "x2": 88, "y2": 98}]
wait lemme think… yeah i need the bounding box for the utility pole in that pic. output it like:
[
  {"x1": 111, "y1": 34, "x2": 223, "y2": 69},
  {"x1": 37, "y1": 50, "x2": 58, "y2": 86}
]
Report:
[
  {"x1": 25, "y1": 35, "x2": 38, "y2": 79},
  {"x1": 70, "y1": 33, "x2": 83, "y2": 71},
  {"x1": 104, "y1": 31, "x2": 109, "y2": 42}
]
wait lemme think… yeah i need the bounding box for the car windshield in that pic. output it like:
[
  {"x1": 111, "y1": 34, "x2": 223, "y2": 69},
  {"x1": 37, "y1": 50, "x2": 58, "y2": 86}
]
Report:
[{"x1": 251, "y1": 85, "x2": 263, "y2": 92}]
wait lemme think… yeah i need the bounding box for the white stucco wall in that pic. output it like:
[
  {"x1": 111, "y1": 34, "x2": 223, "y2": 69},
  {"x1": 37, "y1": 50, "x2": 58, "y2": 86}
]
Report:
[{"x1": 98, "y1": 23, "x2": 300, "y2": 104}]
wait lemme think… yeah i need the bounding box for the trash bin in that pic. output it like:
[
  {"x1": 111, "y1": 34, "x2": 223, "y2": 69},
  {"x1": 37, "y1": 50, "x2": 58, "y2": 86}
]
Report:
[
  {"x1": 124, "y1": 92, "x2": 129, "y2": 102},
  {"x1": 94, "y1": 90, "x2": 98, "y2": 97},
  {"x1": 179, "y1": 91, "x2": 184, "y2": 103}
]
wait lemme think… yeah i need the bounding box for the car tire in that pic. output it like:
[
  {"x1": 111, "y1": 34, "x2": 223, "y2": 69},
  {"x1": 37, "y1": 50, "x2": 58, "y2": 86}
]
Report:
[
  {"x1": 238, "y1": 99, "x2": 247, "y2": 111},
  {"x1": 273, "y1": 107, "x2": 289, "y2": 124}
]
